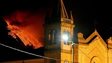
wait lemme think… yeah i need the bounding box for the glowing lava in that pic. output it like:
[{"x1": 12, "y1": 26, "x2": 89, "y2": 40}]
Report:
[{"x1": 4, "y1": 10, "x2": 45, "y2": 49}]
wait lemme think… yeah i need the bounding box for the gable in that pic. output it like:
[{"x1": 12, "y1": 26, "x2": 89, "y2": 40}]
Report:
[{"x1": 78, "y1": 30, "x2": 108, "y2": 63}]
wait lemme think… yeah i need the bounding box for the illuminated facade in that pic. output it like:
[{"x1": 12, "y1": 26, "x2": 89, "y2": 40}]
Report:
[
  {"x1": 78, "y1": 30, "x2": 112, "y2": 63},
  {"x1": 60, "y1": 0, "x2": 75, "y2": 63},
  {"x1": 45, "y1": 0, "x2": 75, "y2": 63},
  {"x1": 60, "y1": 0, "x2": 112, "y2": 63}
]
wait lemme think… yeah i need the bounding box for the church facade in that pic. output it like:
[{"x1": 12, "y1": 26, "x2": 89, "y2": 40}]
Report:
[
  {"x1": 78, "y1": 30, "x2": 112, "y2": 63},
  {"x1": 59, "y1": 0, "x2": 112, "y2": 63}
]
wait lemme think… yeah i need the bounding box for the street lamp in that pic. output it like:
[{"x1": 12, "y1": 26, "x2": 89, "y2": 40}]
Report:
[{"x1": 62, "y1": 33, "x2": 69, "y2": 43}]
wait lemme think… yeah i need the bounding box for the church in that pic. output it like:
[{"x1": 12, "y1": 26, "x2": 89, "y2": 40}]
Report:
[
  {"x1": 0, "y1": 0, "x2": 112, "y2": 63},
  {"x1": 59, "y1": 0, "x2": 112, "y2": 63}
]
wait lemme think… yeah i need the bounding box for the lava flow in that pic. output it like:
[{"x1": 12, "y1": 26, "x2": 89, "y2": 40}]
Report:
[{"x1": 4, "y1": 10, "x2": 45, "y2": 49}]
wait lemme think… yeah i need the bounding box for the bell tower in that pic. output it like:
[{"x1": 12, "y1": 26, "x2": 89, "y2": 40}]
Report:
[{"x1": 61, "y1": 0, "x2": 75, "y2": 63}]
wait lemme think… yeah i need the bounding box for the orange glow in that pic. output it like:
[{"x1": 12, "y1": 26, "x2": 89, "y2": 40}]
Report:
[{"x1": 4, "y1": 10, "x2": 45, "y2": 49}]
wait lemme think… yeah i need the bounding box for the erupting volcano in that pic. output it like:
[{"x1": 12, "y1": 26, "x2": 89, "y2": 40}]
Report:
[{"x1": 4, "y1": 10, "x2": 45, "y2": 49}]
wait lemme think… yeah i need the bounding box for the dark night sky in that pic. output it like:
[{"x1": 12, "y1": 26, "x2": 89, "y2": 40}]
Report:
[
  {"x1": 0, "y1": 0, "x2": 112, "y2": 61},
  {"x1": 0, "y1": 0, "x2": 57, "y2": 61},
  {"x1": 1, "y1": 0, "x2": 111, "y2": 40},
  {"x1": 64, "y1": 0, "x2": 112, "y2": 41}
]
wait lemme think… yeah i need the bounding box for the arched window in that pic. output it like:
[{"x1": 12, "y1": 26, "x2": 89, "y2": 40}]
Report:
[{"x1": 48, "y1": 29, "x2": 57, "y2": 44}]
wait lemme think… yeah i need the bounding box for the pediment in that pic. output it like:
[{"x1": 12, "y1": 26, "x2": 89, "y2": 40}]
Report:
[
  {"x1": 78, "y1": 30, "x2": 107, "y2": 45},
  {"x1": 78, "y1": 30, "x2": 108, "y2": 54}
]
